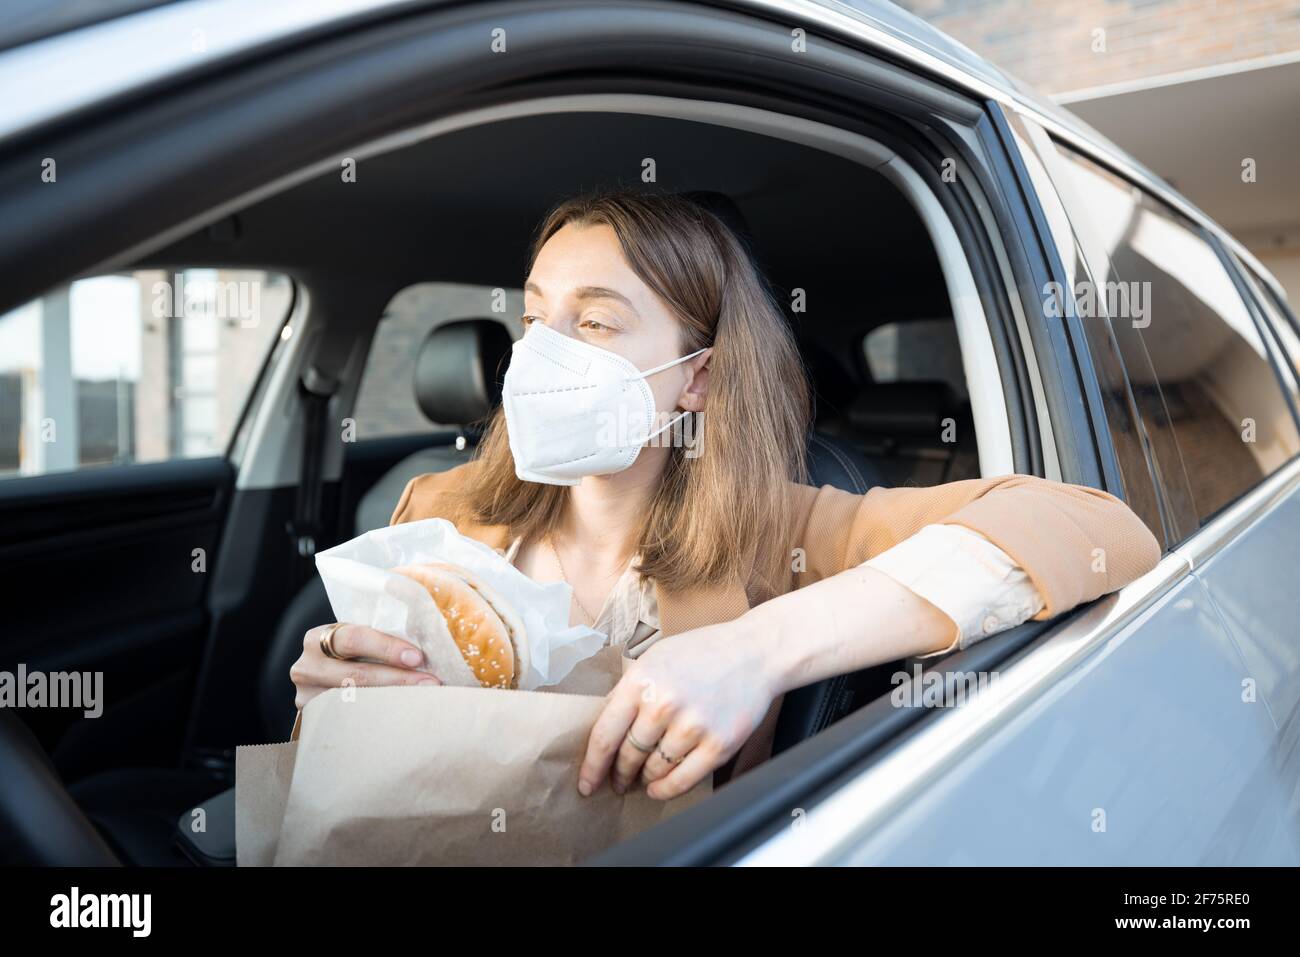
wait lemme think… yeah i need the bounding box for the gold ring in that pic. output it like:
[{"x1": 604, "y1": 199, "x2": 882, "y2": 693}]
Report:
[
  {"x1": 626, "y1": 731, "x2": 657, "y2": 753},
  {"x1": 655, "y1": 745, "x2": 681, "y2": 765},
  {"x1": 319, "y1": 622, "x2": 348, "y2": 660}
]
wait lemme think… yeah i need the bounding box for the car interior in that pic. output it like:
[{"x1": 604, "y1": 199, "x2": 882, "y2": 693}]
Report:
[{"x1": 2, "y1": 108, "x2": 992, "y2": 865}]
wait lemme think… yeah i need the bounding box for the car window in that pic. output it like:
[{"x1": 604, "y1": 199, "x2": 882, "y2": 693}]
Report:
[
  {"x1": 0, "y1": 269, "x2": 292, "y2": 478},
  {"x1": 352, "y1": 282, "x2": 522, "y2": 439},
  {"x1": 1046, "y1": 143, "x2": 1300, "y2": 540},
  {"x1": 1237, "y1": 263, "x2": 1300, "y2": 407},
  {"x1": 1064, "y1": 239, "x2": 1168, "y2": 544},
  {"x1": 863, "y1": 319, "x2": 968, "y2": 401}
]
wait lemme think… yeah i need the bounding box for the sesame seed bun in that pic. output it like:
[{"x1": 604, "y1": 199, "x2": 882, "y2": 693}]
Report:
[{"x1": 390, "y1": 562, "x2": 528, "y2": 689}]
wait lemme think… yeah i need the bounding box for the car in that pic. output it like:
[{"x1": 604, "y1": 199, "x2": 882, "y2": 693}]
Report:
[{"x1": 1, "y1": 0, "x2": 1298, "y2": 867}]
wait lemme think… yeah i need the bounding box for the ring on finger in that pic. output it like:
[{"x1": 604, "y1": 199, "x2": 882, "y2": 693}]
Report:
[
  {"x1": 319, "y1": 622, "x2": 349, "y2": 661},
  {"x1": 626, "y1": 730, "x2": 658, "y2": 753},
  {"x1": 655, "y1": 744, "x2": 682, "y2": 765}
]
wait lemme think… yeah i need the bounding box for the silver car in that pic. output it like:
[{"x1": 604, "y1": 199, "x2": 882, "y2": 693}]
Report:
[{"x1": 0, "y1": 0, "x2": 1295, "y2": 867}]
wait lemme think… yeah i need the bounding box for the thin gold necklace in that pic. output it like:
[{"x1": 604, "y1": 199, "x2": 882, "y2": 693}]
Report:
[{"x1": 547, "y1": 533, "x2": 627, "y2": 625}]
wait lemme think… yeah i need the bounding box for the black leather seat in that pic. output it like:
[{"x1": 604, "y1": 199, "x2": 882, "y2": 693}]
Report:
[
  {"x1": 826, "y1": 380, "x2": 981, "y2": 487},
  {"x1": 259, "y1": 319, "x2": 513, "y2": 740}
]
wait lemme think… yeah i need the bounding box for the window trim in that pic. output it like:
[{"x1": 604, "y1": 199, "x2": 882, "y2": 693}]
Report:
[
  {"x1": 1022, "y1": 121, "x2": 1300, "y2": 543},
  {"x1": 1223, "y1": 247, "x2": 1300, "y2": 421},
  {"x1": 225, "y1": 274, "x2": 299, "y2": 462},
  {"x1": 1206, "y1": 232, "x2": 1300, "y2": 437}
]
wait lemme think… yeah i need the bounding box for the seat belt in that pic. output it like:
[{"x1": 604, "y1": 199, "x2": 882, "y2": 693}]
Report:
[{"x1": 287, "y1": 364, "x2": 339, "y2": 587}]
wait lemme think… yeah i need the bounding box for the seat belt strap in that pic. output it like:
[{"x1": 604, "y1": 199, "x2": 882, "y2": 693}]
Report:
[{"x1": 287, "y1": 365, "x2": 338, "y2": 583}]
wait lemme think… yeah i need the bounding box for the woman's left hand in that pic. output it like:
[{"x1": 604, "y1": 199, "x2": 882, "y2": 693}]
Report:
[{"x1": 577, "y1": 620, "x2": 779, "y2": 800}]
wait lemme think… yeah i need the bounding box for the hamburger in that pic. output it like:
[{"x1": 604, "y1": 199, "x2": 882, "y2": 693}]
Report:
[{"x1": 390, "y1": 562, "x2": 528, "y2": 689}]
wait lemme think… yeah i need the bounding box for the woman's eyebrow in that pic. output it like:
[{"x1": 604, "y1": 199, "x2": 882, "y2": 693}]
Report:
[
  {"x1": 573, "y1": 285, "x2": 635, "y2": 309},
  {"x1": 524, "y1": 280, "x2": 635, "y2": 310}
]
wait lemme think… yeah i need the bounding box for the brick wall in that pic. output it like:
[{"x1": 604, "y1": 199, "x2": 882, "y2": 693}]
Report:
[{"x1": 897, "y1": 0, "x2": 1300, "y2": 94}]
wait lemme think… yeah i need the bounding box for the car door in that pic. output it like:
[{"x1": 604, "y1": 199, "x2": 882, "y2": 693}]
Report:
[
  {"x1": 1184, "y1": 253, "x2": 1300, "y2": 830},
  {"x1": 593, "y1": 98, "x2": 1300, "y2": 865},
  {"x1": 742, "y1": 112, "x2": 1300, "y2": 865},
  {"x1": 788, "y1": 114, "x2": 1300, "y2": 865},
  {"x1": 0, "y1": 270, "x2": 293, "y2": 782}
]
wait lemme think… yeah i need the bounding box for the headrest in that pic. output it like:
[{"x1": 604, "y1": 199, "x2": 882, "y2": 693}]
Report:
[
  {"x1": 847, "y1": 381, "x2": 957, "y2": 436},
  {"x1": 800, "y1": 339, "x2": 857, "y2": 422},
  {"x1": 412, "y1": 318, "x2": 513, "y2": 426}
]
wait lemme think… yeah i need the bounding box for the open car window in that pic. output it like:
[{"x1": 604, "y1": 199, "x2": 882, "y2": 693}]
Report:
[{"x1": 0, "y1": 268, "x2": 292, "y2": 478}]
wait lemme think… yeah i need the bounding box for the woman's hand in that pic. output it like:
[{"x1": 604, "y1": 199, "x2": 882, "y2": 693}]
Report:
[
  {"x1": 290, "y1": 624, "x2": 440, "y2": 710},
  {"x1": 577, "y1": 619, "x2": 780, "y2": 800},
  {"x1": 577, "y1": 564, "x2": 960, "y2": 800}
]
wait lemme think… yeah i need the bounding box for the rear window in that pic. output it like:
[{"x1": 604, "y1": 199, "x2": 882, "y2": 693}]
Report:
[
  {"x1": 352, "y1": 282, "x2": 522, "y2": 439},
  {"x1": 1049, "y1": 143, "x2": 1300, "y2": 538},
  {"x1": 863, "y1": 319, "x2": 968, "y2": 400}
]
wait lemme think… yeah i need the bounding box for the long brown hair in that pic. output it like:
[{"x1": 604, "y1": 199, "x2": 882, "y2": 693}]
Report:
[{"x1": 450, "y1": 189, "x2": 810, "y2": 596}]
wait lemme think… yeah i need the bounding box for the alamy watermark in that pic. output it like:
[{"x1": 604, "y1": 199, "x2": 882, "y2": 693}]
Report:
[
  {"x1": 596, "y1": 408, "x2": 704, "y2": 458},
  {"x1": 1043, "y1": 279, "x2": 1151, "y2": 328},
  {"x1": 0, "y1": 665, "x2": 102, "y2": 718},
  {"x1": 151, "y1": 271, "x2": 262, "y2": 327},
  {"x1": 890, "y1": 663, "x2": 999, "y2": 709}
]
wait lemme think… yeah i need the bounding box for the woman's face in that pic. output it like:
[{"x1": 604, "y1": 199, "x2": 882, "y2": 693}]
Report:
[{"x1": 522, "y1": 222, "x2": 710, "y2": 417}]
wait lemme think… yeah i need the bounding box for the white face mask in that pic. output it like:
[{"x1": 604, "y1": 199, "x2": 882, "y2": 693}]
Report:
[{"x1": 501, "y1": 321, "x2": 707, "y2": 485}]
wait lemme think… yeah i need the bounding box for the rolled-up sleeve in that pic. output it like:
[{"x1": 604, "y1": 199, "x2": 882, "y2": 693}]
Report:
[
  {"x1": 798, "y1": 473, "x2": 1162, "y2": 621},
  {"x1": 864, "y1": 524, "x2": 1045, "y2": 658}
]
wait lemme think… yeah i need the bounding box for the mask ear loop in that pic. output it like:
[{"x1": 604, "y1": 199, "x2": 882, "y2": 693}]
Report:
[
  {"x1": 631, "y1": 345, "x2": 709, "y2": 380},
  {"x1": 629, "y1": 345, "x2": 711, "y2": 443}
]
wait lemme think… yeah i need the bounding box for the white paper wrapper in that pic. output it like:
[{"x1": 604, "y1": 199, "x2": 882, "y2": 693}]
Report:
[{"x1": 314, "y1": 518, "x2": 607, "y2": 690}]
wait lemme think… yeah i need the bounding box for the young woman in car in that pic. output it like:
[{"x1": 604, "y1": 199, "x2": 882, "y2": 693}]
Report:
[{"x1": 290, "y1": 190, "x2": 1160, "y2": 800}]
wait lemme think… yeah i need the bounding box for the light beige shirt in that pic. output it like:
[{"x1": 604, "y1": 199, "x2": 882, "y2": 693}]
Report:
[{"x1": 501, "y1": 536, "x2": 665, "y2": 658}]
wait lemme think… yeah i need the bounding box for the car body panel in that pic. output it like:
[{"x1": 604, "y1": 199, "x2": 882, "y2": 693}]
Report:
[
  {"x1": 833, "y1": 572, "x2": 1298, "y2": 865},
  {"x1": 1192, "y1": 488, "x2": 1300, "y2": 827}
]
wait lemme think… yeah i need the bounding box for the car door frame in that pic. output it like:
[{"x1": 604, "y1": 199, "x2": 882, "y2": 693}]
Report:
[{"x1": 675, "y1": 103, "x2": 1300, "y2": 867}]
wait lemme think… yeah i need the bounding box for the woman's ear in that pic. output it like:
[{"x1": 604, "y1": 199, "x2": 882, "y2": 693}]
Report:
[{"x1": 678, "y1": 347, "x2": 712, "y2": 412}]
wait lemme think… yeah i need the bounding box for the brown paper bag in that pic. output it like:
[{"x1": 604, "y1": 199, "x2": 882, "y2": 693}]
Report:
[
  {"x1": 235, "y1": 740, "x2": 298, "y2": 867},
  {"x1": 236, "y1": 644, "x2": 710, "y2": 866}
]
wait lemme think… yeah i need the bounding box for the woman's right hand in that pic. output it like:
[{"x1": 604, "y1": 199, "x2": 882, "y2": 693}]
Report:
[{"x1": 290, "y1": 624, "x2": 440, "y2": 710}]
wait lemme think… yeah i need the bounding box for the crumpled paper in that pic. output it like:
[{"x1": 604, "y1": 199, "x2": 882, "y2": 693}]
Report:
[{"x1": 313, "y1": 517, "x2": 607, "y2": 689}]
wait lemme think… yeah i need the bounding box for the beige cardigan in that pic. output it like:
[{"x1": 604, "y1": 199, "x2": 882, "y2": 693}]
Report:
[{"x1": 388, "y1": 461, "x2": 1161, "y2": 784}]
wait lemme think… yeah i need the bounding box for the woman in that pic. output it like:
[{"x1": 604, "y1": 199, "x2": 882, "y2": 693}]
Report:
[{"x1": 291, "y1": 190, "x2": 1160, "y2": 801}]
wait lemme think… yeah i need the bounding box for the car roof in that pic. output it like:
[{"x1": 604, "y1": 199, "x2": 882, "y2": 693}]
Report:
[
  {"x1": 0, "y1": 0, "x2": 177, "y2": 54},
  {"x1": 806, "y1": 0, "x2": 1014, "y2": 88},
  {"x1": 799, "y1": 0, "x2": 1144, "y2": 161},
  {"x1": 0, "y1": 0, "x2": 1286, "y2": 301}
]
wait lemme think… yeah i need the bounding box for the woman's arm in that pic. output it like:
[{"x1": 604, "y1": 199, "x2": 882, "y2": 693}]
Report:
[
  {"x1": 746, "y1": 560, "x2": 971, "y2": 700},
  {"x1": 579, "y1": 476, "x2": 1162, "y2": 799}
]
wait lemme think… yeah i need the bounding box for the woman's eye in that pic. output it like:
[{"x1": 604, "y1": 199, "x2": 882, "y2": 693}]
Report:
[
  {"x1": 520, "y1": 314, "x2": 541, "y2": 326},
  {"x1": 580, "y1": 317, "x2": 612, "y2": 332}
]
